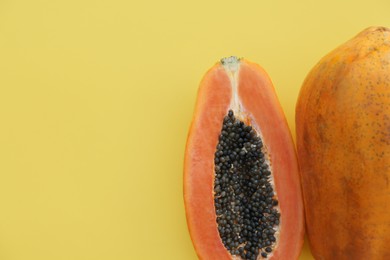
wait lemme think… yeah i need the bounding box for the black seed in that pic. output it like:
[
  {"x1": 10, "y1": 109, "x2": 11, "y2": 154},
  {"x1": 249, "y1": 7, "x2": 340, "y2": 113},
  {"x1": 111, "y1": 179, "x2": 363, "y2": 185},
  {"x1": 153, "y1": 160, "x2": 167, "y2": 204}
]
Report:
[
  {"x1": 213, "y1": 110, "x2": 280, "y2": 260},
  {"x1": 261, "y1": 252, "x2": 268, "y2": 258},
  {"x1": 265, "y1": 247, "x2": 272, "y2": 253}
]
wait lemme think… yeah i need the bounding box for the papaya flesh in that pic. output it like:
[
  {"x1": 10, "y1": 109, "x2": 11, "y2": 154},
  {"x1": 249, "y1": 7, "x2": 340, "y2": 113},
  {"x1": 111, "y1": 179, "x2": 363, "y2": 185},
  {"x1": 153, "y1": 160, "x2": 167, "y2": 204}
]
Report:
[
  {"x1": 184, "y1": 57, "x2": 304, "y2": 260},
  {"x1": 296, "y1": 27, "x2": 390, "y2": 259}
]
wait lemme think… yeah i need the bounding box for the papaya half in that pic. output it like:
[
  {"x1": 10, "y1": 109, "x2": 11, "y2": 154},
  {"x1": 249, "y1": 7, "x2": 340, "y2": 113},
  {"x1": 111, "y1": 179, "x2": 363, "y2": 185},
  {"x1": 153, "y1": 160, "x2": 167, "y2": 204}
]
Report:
[
  {"x1": 184, "y1": 57, "x2": 304, "y2": 260},
  {"x1": 296, "y1": 26, "x2": 390, "y2": 259}
]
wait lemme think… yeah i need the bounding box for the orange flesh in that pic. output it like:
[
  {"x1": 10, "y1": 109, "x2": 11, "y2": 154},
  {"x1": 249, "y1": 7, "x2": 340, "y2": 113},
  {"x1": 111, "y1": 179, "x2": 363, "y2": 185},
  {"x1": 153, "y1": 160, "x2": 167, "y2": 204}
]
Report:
[
  {"x1": 184, "y1": 59, "x2": 304, "y2": 260},
  {"x1": 184, "y1": 65, "x2": 232, "y2": 260},
  {"x1": 239, "y1": 62, "x2": 304, "y2": 259}
]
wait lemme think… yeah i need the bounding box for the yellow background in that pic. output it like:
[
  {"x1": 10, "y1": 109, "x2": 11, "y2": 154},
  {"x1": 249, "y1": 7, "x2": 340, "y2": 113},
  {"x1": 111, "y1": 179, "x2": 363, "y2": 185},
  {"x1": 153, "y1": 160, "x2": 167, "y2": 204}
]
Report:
[{"x1": 0, "y1": 1, "x2": 389, "y2": 259}]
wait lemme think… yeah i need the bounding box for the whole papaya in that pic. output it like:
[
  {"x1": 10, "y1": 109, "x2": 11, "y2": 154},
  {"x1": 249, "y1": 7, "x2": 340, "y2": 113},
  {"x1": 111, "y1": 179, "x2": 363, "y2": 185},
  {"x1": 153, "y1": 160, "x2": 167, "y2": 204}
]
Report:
[{"x1": 296, "y1": 26, "x2": 390, "y2": 259}]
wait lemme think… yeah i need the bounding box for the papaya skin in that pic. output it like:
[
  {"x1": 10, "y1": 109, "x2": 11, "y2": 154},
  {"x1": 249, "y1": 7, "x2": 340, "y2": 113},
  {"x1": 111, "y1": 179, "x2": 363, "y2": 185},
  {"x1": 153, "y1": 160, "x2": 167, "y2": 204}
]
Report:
[{"x1": 296, "y1": 27, "x2": 390, "y2": 259}]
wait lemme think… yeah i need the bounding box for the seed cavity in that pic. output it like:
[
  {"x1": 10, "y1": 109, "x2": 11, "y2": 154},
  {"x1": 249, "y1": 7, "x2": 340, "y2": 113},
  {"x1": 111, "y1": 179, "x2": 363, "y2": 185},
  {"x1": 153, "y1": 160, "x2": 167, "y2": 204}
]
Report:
[{"x1": 214, "y1": 110, "x2": 280, "y2": 260}]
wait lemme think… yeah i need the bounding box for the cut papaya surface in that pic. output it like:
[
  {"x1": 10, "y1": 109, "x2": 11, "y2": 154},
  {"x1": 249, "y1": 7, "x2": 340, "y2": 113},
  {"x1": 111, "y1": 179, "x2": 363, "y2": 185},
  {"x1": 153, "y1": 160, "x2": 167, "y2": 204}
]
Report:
[{"x1": 184, "y1": 57, "x2": 304, "y2": 260}]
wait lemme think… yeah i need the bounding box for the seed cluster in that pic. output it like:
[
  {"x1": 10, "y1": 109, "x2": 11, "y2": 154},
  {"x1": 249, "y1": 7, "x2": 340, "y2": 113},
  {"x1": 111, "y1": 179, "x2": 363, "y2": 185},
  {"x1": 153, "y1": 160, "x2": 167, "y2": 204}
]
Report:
[{"x1": 214, "y1": 110, "x2": 280, "y2": 260}]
